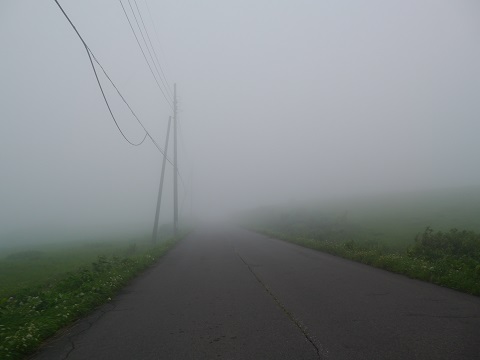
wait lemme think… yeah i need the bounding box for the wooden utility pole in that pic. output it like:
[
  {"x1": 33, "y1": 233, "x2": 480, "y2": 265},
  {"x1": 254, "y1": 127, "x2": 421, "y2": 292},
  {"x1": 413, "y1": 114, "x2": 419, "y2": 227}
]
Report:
[
  {"x1": 152, "y1": 116, "x2": 172, "y2": 244},
  {"x1": 173, "y1": 83, "x2": 178, "y2": 237}
]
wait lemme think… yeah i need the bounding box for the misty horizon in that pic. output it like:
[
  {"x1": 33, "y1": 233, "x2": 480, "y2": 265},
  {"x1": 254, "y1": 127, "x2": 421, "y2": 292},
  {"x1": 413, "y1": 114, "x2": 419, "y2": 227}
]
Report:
[{"x1": 1, "y1": 0, "x2": 480, "y2": 241}]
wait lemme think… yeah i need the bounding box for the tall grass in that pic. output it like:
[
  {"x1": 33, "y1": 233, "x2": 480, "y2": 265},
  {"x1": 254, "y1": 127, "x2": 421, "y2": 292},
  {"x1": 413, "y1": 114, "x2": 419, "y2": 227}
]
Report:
[{"x1": 0, "y1": 236, "x2": 177, "y2": 359}]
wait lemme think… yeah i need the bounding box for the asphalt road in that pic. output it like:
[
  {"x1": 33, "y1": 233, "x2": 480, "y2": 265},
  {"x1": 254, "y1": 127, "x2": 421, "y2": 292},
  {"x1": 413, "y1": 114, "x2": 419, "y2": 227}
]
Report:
[{"x1": 33, "y1": 227, "x2": 480, "y2": 359}]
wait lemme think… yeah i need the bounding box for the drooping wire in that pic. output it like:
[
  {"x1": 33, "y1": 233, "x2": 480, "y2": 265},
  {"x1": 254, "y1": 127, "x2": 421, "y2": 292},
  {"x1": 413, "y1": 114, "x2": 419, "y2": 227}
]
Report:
[
  {"x1": 53, "y1": 0, "x2": 147, "y2": 146},
  {"x1": 143, "y1": 0, "x2": 172, "y2": 92},
  {"x1": 90, "y1": 50, "x2": 148, "y2": 146},
  {"x1": 53, "y1": 0, "x2": 174, "y2": 165},
  {"x1": 119, "y1": 0, "x2": 173, "y2": 107},
  {"x1": 133, "y1": 0, "x2": 172, "y2": 97},
  {"x1": 89, "y1": 51, "x2": 174, "y2": 165}
]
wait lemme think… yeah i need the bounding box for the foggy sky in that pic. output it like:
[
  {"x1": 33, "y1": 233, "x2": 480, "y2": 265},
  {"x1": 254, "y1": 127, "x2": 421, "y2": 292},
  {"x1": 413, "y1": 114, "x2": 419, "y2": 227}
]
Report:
[{"x1": 1, "y1": 0, "x2": 480, "y2": 239}]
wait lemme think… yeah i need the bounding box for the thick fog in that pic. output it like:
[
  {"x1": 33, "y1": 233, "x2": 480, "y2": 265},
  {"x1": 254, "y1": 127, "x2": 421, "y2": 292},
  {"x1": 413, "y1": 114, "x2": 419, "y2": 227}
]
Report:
[{"x1": 1, "y1": 0, "x2": 480, "y2": 241}]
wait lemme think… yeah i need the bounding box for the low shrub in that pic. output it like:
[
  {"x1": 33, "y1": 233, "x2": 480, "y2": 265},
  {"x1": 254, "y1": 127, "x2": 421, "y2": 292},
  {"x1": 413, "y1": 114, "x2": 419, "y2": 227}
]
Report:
[{"x1": 410, "y1": 227, "x2": 480, "y2": 261}]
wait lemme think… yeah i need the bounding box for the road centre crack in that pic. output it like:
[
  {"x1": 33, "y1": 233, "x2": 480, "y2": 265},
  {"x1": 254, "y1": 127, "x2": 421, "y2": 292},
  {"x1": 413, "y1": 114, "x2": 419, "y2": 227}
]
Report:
[{"x1": 234, "y1": 248, "x2": 327, "y2": 359}]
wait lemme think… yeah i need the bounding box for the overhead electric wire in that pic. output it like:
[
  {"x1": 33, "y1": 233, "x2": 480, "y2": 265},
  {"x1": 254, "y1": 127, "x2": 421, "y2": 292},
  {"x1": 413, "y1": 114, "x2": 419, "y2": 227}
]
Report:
[
  {"x1": 130, "y1": 0, "x2": 172, "y2": 100},
  {"x1": 134, "y1": 0, "x2": 172, "y2": 97},
  {"x1": 54, "y1": 0, "x2": 187, "y2": 217},
  {"x1": 176, "y1": 162, "x2": 187, "y2": 197},
  {"x1": 90, "y1": 51, "x2": 148, "y2": 146},
  {"x1": 119, "y1": 0, "x2": 173, "y2": 107},
  {"x1": 53, "y1": 0, "x2": 147, "y2": 147},
  {"x1": 53, "y1": 0, "x2": 174, "y2": 165},
  {"x1": 87, "y1": 51, "x2": 173, "y2": 164},
  {"x1": 143, "y1": 0, "x2": 172, "y2": 92}
]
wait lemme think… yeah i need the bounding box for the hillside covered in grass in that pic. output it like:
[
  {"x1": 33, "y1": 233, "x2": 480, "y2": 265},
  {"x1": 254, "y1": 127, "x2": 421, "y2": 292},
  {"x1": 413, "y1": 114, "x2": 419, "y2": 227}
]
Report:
[{"x1": 241, "y1": 186, "x2": 480, "y2": 296}]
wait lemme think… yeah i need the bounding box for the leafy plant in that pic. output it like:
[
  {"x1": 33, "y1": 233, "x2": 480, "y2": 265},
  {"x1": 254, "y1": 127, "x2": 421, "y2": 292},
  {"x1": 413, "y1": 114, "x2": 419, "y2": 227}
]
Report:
[{"x1": 410, "y1": 227, "x2": 480, "y2": 260}]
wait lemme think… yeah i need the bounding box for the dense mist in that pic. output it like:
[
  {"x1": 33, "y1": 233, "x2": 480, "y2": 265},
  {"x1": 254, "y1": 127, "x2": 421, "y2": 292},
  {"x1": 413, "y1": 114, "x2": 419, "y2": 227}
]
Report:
[{"x1": 1, "y1": 0, "x2": 480, "y2": 243}]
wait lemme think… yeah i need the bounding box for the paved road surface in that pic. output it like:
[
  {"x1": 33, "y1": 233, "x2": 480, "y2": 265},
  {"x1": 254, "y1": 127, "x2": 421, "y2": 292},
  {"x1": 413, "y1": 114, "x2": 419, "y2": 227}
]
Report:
[{"x1": 33, "y1": 227, "x2": 480, "y2": 359}]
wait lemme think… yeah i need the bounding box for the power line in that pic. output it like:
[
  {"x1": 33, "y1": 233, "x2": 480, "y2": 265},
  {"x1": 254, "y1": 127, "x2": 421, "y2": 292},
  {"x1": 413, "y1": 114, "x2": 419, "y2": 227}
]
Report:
[
  {"x1": 55, "y1": 0, "x2": 188, "y2": 232},
  {"x1": 133, "y1": 0, "x2": 172, "y2": 98},
  {"x1": 128, "y1": 0, "x2": 172, "y2": 98},
  {"x1": 53, "y1": 0, "x2": 174, "y2": 165},
  {"x1": 87, "y1": 51, "x2": 173, "y2": 164},
  {"x1": 53, "y1": 0, "x2": 147, "y2": 147},
  {"x1": 119, "y1": 0, "x2": 173, "y2": 107},
  {"x1": 143, "y1": 0, "x2": 172, "y2": 92},
  {"x1": 130, "y1": 0, "x2": 171, "y2": 97},
  {"x1": 89, "y1": 49, "x2": 148, "y2": 146}
]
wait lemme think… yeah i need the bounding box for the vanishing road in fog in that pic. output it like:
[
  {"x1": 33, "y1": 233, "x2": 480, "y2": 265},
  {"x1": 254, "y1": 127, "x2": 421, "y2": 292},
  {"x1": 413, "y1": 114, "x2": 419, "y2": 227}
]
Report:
[{"x1": 34, "y1": 228, "x2": 480, "y2": 360}]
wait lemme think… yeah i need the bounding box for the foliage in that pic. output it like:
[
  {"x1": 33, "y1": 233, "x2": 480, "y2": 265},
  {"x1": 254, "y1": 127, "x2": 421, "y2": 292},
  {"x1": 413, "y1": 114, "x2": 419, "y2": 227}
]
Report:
[
  {"x1": 410, "y1": 227, "x2": 480, "y2": 261},
  {"x1": 242, "y1": 193, "x2": 480, "y2": 297},
  {"x1": 255, "y1": 227, "x2": 480, "y2": 296},
  {"x1": 0, "y1": 240, "x2": 176, "y2": 360}
]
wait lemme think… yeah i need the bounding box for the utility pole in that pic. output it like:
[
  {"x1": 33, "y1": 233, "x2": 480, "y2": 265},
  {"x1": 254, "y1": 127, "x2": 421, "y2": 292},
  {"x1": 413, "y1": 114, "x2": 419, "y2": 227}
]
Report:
[
  {"x1": 152, "y1": 116, "x2": 172, "y2": 244},
  {"x1": 173, "y1": 83, "x2": 178, "y2": 237}
]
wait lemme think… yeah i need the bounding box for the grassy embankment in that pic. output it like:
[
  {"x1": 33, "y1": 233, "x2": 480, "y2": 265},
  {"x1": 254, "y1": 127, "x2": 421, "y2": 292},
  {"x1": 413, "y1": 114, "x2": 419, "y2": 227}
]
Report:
[
  {"x1": 244, "y1": 187, "x2": 480, "y2": 296},
  {"x1": 0, "y1": 233, "x2": 181, "y2": 360}
]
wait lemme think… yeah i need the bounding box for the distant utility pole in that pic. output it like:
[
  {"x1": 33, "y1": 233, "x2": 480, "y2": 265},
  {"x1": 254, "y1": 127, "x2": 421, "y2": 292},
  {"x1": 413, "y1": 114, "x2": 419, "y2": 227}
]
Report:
[
  {"x1": 152, "y1": 116, "x2": 172, "y2": 244},
  {"x1": 173, "y1": 83, "x2": 178, "y2": 237}
]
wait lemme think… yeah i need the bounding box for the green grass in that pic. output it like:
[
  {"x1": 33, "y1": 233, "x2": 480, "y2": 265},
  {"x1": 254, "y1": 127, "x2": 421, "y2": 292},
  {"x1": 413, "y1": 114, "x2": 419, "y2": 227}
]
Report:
[
  {"x1": 242, "y1": 186, "x2": 480, "y2": 296},
  {"x1": 0, "y1": 240, "x2": 139, "y2": 299},
  {"x1": 0, "y1": 235, "x2": 180, "y2": 360},
  {"x1": 255, "y1": 228, "x2": 480, "y2": 296}
]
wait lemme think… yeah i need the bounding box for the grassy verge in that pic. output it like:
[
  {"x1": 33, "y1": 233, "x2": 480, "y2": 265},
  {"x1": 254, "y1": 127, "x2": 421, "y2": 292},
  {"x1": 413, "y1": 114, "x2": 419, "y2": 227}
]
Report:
[
  {"x1": 0, "y1": 240, "x2": 143, "y2": 299},
  {"x1": 252, "y1": 227, "x2": 480, "y2": 296},
  {"x1": 0, "y1": 237, "x2": 177, "y2": 359},
  {"x1": 242, "y1": 188, "x2": 480, "y2": 295}
]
